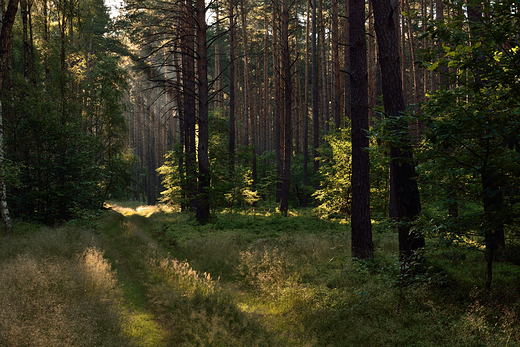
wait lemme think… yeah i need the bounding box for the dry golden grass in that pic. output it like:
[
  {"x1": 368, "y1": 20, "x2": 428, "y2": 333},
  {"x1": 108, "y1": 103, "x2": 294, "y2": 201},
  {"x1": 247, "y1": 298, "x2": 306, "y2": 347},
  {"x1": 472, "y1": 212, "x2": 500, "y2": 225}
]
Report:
[
  {"x1": 0, "y1": 243, "x2": 127, "y2": 346},
  {"x1": 0, "y1": 225, "x2": 164, "y2": 347}
]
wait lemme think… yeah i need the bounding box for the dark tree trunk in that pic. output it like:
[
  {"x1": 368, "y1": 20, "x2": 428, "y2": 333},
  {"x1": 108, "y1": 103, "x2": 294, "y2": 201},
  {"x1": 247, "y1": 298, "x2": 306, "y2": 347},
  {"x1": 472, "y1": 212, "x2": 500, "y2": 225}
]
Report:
[
  {"x1": 21, "y1": 0, "x2": 35, "y2": 84},
  {"x1": 239, "y1": 0, "x2": 257, "y2": 191},
  {"x1": 214, "y1": 3, "x2": 222, "y2": 111},
  {"x1": 318, "y1": 0, "x2": 329, "y2": 134},
  {"x1": 343, "y1": 1, "x2": 351, "y2": 122},
  {"x1": 482, "y1": 169, "x2": 505, "y2": 290},
  {"x1": 182, "y1": 0, "x2": 197, "y2": 210},
  {"x1": 229, "y1": 0, "x2": 236, "y2": 181},
  {"x1": 312, "y1": 0, "x2": 320, "y2": 192},
  {"x1": 0, "y1": 0, "x2": 19, "y2": 232},
  {"x1": 273, "y1": 4, "x2": 283, "y2": 203},
  {"x1": 279, "y1": 0, "x2": 292, "y2": 215},
  {"x1": 331, "y1": 0, "x2": 341, "y2": 129},
  {"x1": 196, "y1": 0, "x2": 210, "y2": 223},
  {"x1": 350, "y1": 0, "x2": 374, "y2": 259},
  {"x1": 302, "y1": 0, "x2": 310, "y2": 207},
  {"x1": 371, "y1": 0, "x2": 424, "y2": 256},
  {"x1": 262, "y1": 15, "x2": 269, "y2": 201}
]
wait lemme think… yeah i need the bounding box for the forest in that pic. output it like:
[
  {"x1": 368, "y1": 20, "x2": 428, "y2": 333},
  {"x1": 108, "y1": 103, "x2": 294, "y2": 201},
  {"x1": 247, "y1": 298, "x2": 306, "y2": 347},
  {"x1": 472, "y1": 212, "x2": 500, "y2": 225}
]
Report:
[{"x1": 1, "y1": 0, "x2": 520, "y2": 345}]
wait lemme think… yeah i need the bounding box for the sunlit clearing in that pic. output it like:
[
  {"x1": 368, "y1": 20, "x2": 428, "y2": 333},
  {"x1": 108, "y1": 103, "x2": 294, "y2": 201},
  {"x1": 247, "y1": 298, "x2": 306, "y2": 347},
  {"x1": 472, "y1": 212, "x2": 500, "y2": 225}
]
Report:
[{"x1": 105, "y1": 202, "x2": 175, "y2": 218}]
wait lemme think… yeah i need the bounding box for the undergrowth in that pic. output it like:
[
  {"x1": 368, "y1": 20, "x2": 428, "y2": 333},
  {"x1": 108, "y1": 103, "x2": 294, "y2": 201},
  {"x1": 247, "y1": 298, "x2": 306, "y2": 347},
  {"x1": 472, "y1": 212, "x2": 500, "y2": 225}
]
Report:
[{"x1": 1, "y1": 202, "x2": 519, "y2": 346}]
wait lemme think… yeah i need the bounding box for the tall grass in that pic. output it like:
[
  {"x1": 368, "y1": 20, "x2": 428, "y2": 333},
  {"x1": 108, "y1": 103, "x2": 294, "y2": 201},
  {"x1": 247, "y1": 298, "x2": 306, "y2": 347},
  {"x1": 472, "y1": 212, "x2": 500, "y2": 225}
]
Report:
[
  {"x1": 0, "y1": 228, "x2": 129, "y2": 346},
  {"x1": 1, "y1": 203, "x2": 520, "y2": 346}
]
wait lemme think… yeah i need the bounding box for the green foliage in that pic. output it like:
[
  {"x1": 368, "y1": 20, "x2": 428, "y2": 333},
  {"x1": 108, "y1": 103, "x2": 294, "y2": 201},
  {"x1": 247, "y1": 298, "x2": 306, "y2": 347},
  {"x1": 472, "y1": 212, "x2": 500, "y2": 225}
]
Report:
[
  {"x1": 418, "y1": 0, "x2": 520, "y2": 238},
  {"x1": 313, "y1": 128, "x2": 352, "y2": 218},
  {"x1": 313, "y1": 125, "x2": 390, "y2": 219},
  {"x1": 157, "y1": 149, "x2": 185, "y2": 206},
  {"x1": 158, "y1": 112, "x2": 260, "y2": 212},
  {"x1": 368, "y1": 118, "x2": 392, "y2": 217},
  {"x1": 4, "y1": 1, "x2": 132, "y2": 223}
]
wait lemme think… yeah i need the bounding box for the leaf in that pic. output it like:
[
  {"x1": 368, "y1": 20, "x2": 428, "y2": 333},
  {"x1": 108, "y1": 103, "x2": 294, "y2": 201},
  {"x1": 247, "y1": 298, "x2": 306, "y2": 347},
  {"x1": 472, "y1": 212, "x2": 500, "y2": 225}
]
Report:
[
  {"x1": 447, "y1": 60, "x2": 458, "y2": 68},
  {"x1": 427, "y1": 61, "x2": 439, "y2": 71}
]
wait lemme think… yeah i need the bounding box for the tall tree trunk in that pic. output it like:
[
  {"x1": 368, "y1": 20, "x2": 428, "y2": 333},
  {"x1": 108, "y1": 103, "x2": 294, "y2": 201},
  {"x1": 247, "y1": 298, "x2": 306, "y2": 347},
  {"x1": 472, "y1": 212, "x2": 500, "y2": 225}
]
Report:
[
  {"x1": 399, "y1": 1, "x2": 407, "y2": 106},
  {"x1": 318, "y1": 0, "x2": 329, "y2": 134},
  {"x1": 302, "y1": 0, "x2": 310, "y2": 207},
  {"x1": 240, "y1": 0, "x2": 257, "y2": 190},
  {"x1": 147, "y1": 105, "x2": 156, "y2": 206},
  {"x1": 312, "y1": 0, "x2": 320, "y2": 192},
  {"x1": 403, "y1": 0, "x2": 420, "y2": 108},
  {"x1": 368, "y1": 4, "x2": 377, "y2": 126},
  {"x1": 229, "y1": 0, "x2": 236, "y2": 181},
  {"x1": 350, "y1": 0, "x2": 374, "y2": 259},
  {"x1": 279, "y1": 0, "x2": 292, "y2": 215},
  {"x1": 372, "y1": 0, "x2": 425, "y2": 256},
  {"x1": 273, "y1": 3, "x2": 283, "y2": 202},
  {"x1": 182, "y1": 0, "x2": 197, "y2": 210},
  {"x1": 262, "y1": 15, "x2": 269, "y2": 200},
  {"x1": 196, "y1": 0, "x2": 210, "y2": 223},
  {"x1": 331, "y1": 0, "x2": 341, "y2": 129},
  {"x1": 0, "y1": 0, "x2": 19, "y2": 232},
  {"x1": 214, "y1": 1, "x2": 222, "y2": 111},
  {"x1": 43, "y1": 0, "x2": 50, "y2": 79},
  {"x1": 294, "y1": 36, "x2": 301, "y2": 155},
  {"x1": 343, "y1": 1, "x2": 351, "y2": 123},
  {"x1": 403, "y1": 0, "x2": 421, "y2": 142},
  {"x1": 21, "y1": 0, "x2": 35, "y2": 83}
]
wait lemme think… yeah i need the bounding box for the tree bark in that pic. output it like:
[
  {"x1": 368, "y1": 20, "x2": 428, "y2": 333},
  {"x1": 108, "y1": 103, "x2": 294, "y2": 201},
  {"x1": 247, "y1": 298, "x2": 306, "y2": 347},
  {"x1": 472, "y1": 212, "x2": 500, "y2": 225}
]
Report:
[
  {"x1": 239, "y1": 0, "x2": 257, "y2": 190},
  {"x1": 229, "y1": 0, "x2": 236, "y2": 181},
  {"x1": 312, "y1": 0, "x2": 320, "y2": 192},
  {"x1": 318, "y1": 0, "x2": 329, "y2": 134},
  {"x1": 279, "y1": 0, "x2": 292, "y2": 215},
  {"x1": 331, "y1": 0, "x2": 341, "y2": 129},
  {"x1": 343, "y1": 1, "x2": 351, "y2": 123},
  {"x1": 273, "y1": 3, "x2": 283, "y2": 203},
  {"x1": 302, "y1": 0, "x2": 310, "y2": 207},
  {"x1": 368, "y1": 3, "x2": 377, "y2": 126},
  {"x1": 0, "y1": 0, "x2": 19, "y2": 232},
  {"x1": 350, "y1": 0, "x2": 374, "y2": 259},
  {"x1": 214, "y1": 2, "x2": 222, "y2": 111},
  {"x1": 371, "y1": 0, "x2": 424, "y2": 256},
  {"x1": 196, "y1": 0, "x2": 210, "y2": 223},
  {"x1": 181, "y1": 0, "x2": 197, "y2": 210}
]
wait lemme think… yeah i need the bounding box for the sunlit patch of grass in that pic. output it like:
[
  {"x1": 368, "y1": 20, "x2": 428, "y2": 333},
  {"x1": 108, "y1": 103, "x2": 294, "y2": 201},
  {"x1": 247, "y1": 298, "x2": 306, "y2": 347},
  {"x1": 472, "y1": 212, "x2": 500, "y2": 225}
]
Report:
[
  {"x1": 106, "y1": 201, "x2": 178, "y2": 218},
  {"x1": 121, "y1": 309, "x2": 166, "y2": 347}
]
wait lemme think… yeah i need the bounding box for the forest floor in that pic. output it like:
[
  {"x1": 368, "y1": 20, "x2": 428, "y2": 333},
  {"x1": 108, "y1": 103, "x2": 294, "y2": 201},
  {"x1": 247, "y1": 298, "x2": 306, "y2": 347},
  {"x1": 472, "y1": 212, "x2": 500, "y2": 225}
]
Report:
[{"x1": 1, "y1": 201, "x2": 520, "y2": 346}]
